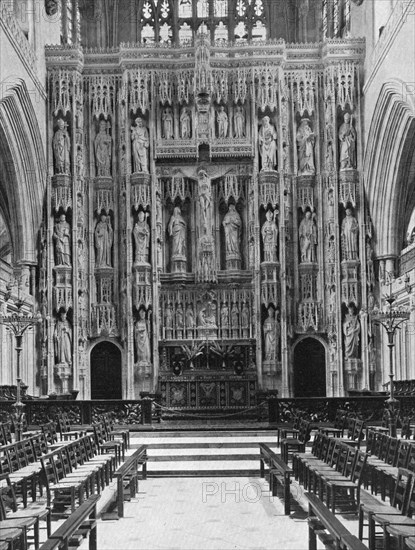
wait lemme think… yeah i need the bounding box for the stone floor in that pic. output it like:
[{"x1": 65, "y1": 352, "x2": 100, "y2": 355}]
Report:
[{"x1": 82, "y1": 476, "x2": 315, "y2": 550}]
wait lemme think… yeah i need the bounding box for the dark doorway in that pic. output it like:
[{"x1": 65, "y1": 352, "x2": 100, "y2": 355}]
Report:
[
  {"x1": 90, "y1": 342, "x2": 122, "y2": 400},
  {"x1": 293, "y1": 338, "x2": 326, "y2": 397}
]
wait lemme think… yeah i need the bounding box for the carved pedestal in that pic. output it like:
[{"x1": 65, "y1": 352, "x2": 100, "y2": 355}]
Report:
[
  {"x1": 225, "y1": 254, "x2": 241, "y2": 271},
  {"x1": 344, "y1": 358, "x2": 362, "y2": 391},
  {"x1": 52, "y1": 175, "x2": 72, "y2": 212},
  {"x1": 54, "y1": 362, "x2": 72, "y2": 393}
]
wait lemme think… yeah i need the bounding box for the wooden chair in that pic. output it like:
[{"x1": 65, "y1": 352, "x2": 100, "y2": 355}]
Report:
[
  {"x1": 280, "y1": 419, "x2": 312, "y2": 464},
  {"x1": 324, "y1": 449, "x2": 368, "y2": 514},
  {"x1": 0, "y1": 473, "x2": 51, "y2": 550},
  {"x1": 372, "y1": 477, "x2": 415, "y2": 550},
  {"x1": 358, "y1": 468, "x2": 413, "y2": 549}
]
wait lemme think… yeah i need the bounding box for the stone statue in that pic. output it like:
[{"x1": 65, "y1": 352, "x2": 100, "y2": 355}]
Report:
[
  {"x1": 135, "y1": 309, "x2": 151, "y2": 364},
  {"x1": 176, "y1": 303, "x2": 184, "y2": 337},
  {"x1": 162, "y1": 107, "x2": 174, "y2": 139},
  {"x1": 263, "y1": 306, "x2": 278, "y2": 361},
  {"x1": 168, "y1": 206, "x2": 187, "y2": 260},
  {"x1": 198, "y1": 170, "x2": 212, "y2": 234},
  {"x1": 165, "y1": 303, "x2": 173, "y2": 337},
  {"x1": 217, "y1": 106, "x2": 228, "y2": 138},
  {"x1": 241, "y1": 302, "x2": 249, "y2": 338},
  {"x1": 341, "y1": 208, "x2": 359, "y2": 261},
  {"x1": 234, "y1": 105, "x2": 245, "y2": 138},
  {"x1": 131, "y1": 117, "x2": 149, "y2": 173},
  {"x1": 53, "y1": 118, "x2": 71, "y2": 175},
  {"x1": 339, "y1": 112, "x2": 357, "y2": 170},
  {"x1": 180, "y1": 107, "x2": 191, "y2": 139},
  {"x1": 296, "y1": 118, "x2": 315, "y2": 175},
  {"x1": 231, "y1": 302, "x2": 239, "y2": 337},
  {"x1": 261, "y1": 209, "x2": 279, "y2": 262},
  {"x1": 223, "y1": 204, "x2": 242, "y2": 259},
  {"x1": 53, "y1": 214, "x2": 71, "y2": 266},
  {"x1": 185, "y1": 304, "x2": 195, "y2": 337},
  {"x1": 54, "y1": 311, "x2": 72, "y2": 365},
  {"x1": 94, "y1": 214, "x2": 113, "y2": 267},
  {"x1": 133, "y1": 211, "x2": 150, "y2": 265},
  {"x1": 299, "y1": 211, "x2": 317, "y2": 263},
  {"x1": 94, "y1": 120, "x2": 112, "y2": 177},
  {"x1": 220, "y1": 302, "x2": 229, "y2": 330},
  {"x1": 258, "y1": 116, "x2": 277, "y2": 171},
  {"x1": 343, "y1": 304, "x2": 360, "y2": 359}
]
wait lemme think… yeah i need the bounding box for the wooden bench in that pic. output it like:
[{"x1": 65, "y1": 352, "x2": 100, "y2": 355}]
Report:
[
  {"x1": 259, "y1": 443, "x2": 293, "y2": 515},
  {"x1": 39, "y1": 494, "x2": 99, "y2": 550},
  {"x1": 113, "y1": 445, "x2": 147, "y2": 518},
  {"x1": 307, "y1": 492, "x2": 368, "y2": 550}
]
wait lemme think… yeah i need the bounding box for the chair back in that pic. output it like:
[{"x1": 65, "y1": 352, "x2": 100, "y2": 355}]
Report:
[{"x1": 391, "y1": 468, "x2": 413, "y2": 511}]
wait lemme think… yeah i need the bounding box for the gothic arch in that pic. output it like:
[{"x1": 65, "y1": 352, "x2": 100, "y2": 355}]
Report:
[
  {"x1": 291, "y1": 336, "x2": 328, "y2": 397},
  {"x1": 364, "y1": 79, "x2": 415, "y2": 259},
  {"x1": 0, "y1": 79, "x2": 46, "y2": 265}
]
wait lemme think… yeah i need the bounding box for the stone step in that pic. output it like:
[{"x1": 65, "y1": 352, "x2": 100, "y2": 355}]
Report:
[
  {"x1": 148, "y1": 453, "x2": 259, "y2": 461},
  {"x1": 148, "y1": 459, "x2": 259, "y2": 471},
  {"x1": 146, "y1": 443, "x2": 278, "y2": 452},
  {"x1": 131, "y1": 430, "x2": 278, "y2": 438}
]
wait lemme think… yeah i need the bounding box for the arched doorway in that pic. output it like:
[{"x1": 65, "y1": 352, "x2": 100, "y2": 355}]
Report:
[
  {"x1": 293, "y1": 338, "x2": 326, "y2": 397},
  {"x1": 90, "y1": 342, "x2": 122, "y2": 400}
]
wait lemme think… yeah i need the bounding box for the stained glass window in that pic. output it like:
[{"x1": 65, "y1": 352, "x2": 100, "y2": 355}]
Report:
[{"x1": 138, "y1": 1, "x2": 270, "y2": 45}]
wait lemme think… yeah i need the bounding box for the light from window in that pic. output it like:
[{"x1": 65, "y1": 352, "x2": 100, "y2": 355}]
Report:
[
  {"x1": 214, "y1": 0, "x2": 227, "y2": 18},
  {"x1": 197, "y1": 0, "x2": 209, "y2": 18},
  {"x1": 234, "y1": 20, "x2": 248, "y2": 41},
  {"x1": 215, "y1": 21, "x2": 228, "y2": 42},
  {"x1": 159, "y1": 22, "x2": 172, "y2": 43},
  {"x1": 179, "y1": 22, "x2": 193, "y2": 43},
  {"x1": 142, "y1": 23, "x2": 155, "y2": 42},
  {"x1": 179, "y1": 0, "x2": 192, "y2": 18},
  {"x1": 252, "y1": 20, "x2": 266, "y2": 41}
]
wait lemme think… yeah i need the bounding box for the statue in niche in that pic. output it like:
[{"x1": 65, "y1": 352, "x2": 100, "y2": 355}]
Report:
[
  {"x1": 198, "y1": 301, "x2": 216, "y2": 327},
  {"x1": 53, "y1": 214, "x2": 71, "y2": 266},
  {"x1": 168, "y1": 206, "x2": 187, "y2": 261},
  {"x1": 94, "y1": 120, "x2": 112, "y2": 177},
  {"x1": 94, "y1": 214, "x2": 113, "y2": 267},
  {"x1": 133, "y1": 211, "x2": 150, "y2": 265},
  {"x1": 341, "y1": 208, "x2": 359, "y2": 261},
  {"x1": 180, "y1": 107, "x2": 191, "y2": 139},
  {"x1": 198, "y1": 170, "x2": 212, "y2": 233},
  {"x1": 53, "y1": 118, "x2": 71, "y2": 175},
  {"x1": 258, "y1": 116, "x2": 277, "y2": 171},
  {"x1": 343, "y1": 304, "x2": 360, "y2": 359},
  {"x1": 217, "y1": 106, "x2": 228, "y2": 138},
  {"x1": 165, "y1": 303, "x2": 173, "y2": 338},
  {"x1": 176, "y1": 303, "x2": 184, "y2": 338},
  {"x1": 299, "y1": 211, "x2": 317, "y2": 263},
  {"x1": 223, "y1": 204, "x2": 242, "y2": 260},
  {"x1": 261, "y1": 209, "x2": 279, "y2": 263},
  {"x1": 162, "y1": 107, "x2": 174, "y2": 139},
  {"x1": 231, "y1": 302, "x2": 239, "y2": 337},
  {"x1": 325, "y1": 107, "x2": 335, "y2": 171},
  {"x1": 54, "y1": 311, "x2": 72, "y2": 365},
  {"x1": 296, "y1": 118, "x2": 315, "y2": 175},
  {"x1": 241, "y1": 303, "x2": 249, "y2": 338},
  {"x1": 185, "y1": 304, "x2": 195, "y2": 337},
  {"x1": 220, "y1": 302, "x2": 229, "y2": 335},
  {"x1": 134, "y1": 309, "x2": 151, "y2": 364},
  {"x1": 339, "y1": 112, "x2": 357, "y2": 170},
  {"x1": 131, "y1": 117, "x2": 149, "y2": 173},
  {"x1": 234, "y1": 105, "x2": 245, "y2": 138},
  {"x1": 263, "y1": 306, "x2": 278, "y2": 361}
]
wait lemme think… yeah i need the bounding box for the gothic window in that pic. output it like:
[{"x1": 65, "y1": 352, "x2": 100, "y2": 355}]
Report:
[
  {"x1": 138, "y1": 0, "x2": 173, "y2": 44},
  {"x1": 137, "y1": 1, "x2": 270, "y2": 45},
  {"x1": 197, "y1": 0, "x2": 209, "y2": 18},
  {"x1": 0, "y1": 211, "x2": 12, "y2": 265},
  {"x1": 214, "y1": 21, "x2": 228, "y2": 43},
  {"x1": 179, "y1": 0, "x2": 193, "y2": 18}
]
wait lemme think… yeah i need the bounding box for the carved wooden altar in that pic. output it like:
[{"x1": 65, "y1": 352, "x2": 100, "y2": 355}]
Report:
[{"x1": 42, "y1": 35, "x2": 368, "y2": 401}]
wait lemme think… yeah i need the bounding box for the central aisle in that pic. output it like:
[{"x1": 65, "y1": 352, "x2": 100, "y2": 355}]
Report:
[{"x1": 90, "y1": 476, "x2": 311, "y2": 550}]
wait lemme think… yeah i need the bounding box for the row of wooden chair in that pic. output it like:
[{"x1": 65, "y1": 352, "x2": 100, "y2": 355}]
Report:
[
  {"x1": 365, "y1": 429, "x2": 415, "y2": 501},
  {"x1": 293, "y1": 432, "x2": 368, "y2": 514},
  {"x1": 358, "y1": 467, "x2": 415, "y2": 550},
  {"x1": 40, "y1": 433, "x2": 116, "y2": 517}
]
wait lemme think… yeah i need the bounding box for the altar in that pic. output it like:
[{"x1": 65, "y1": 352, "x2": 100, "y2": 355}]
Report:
[{"x1": 159, "y1": 373, "x2": 257, "y2": 410}]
